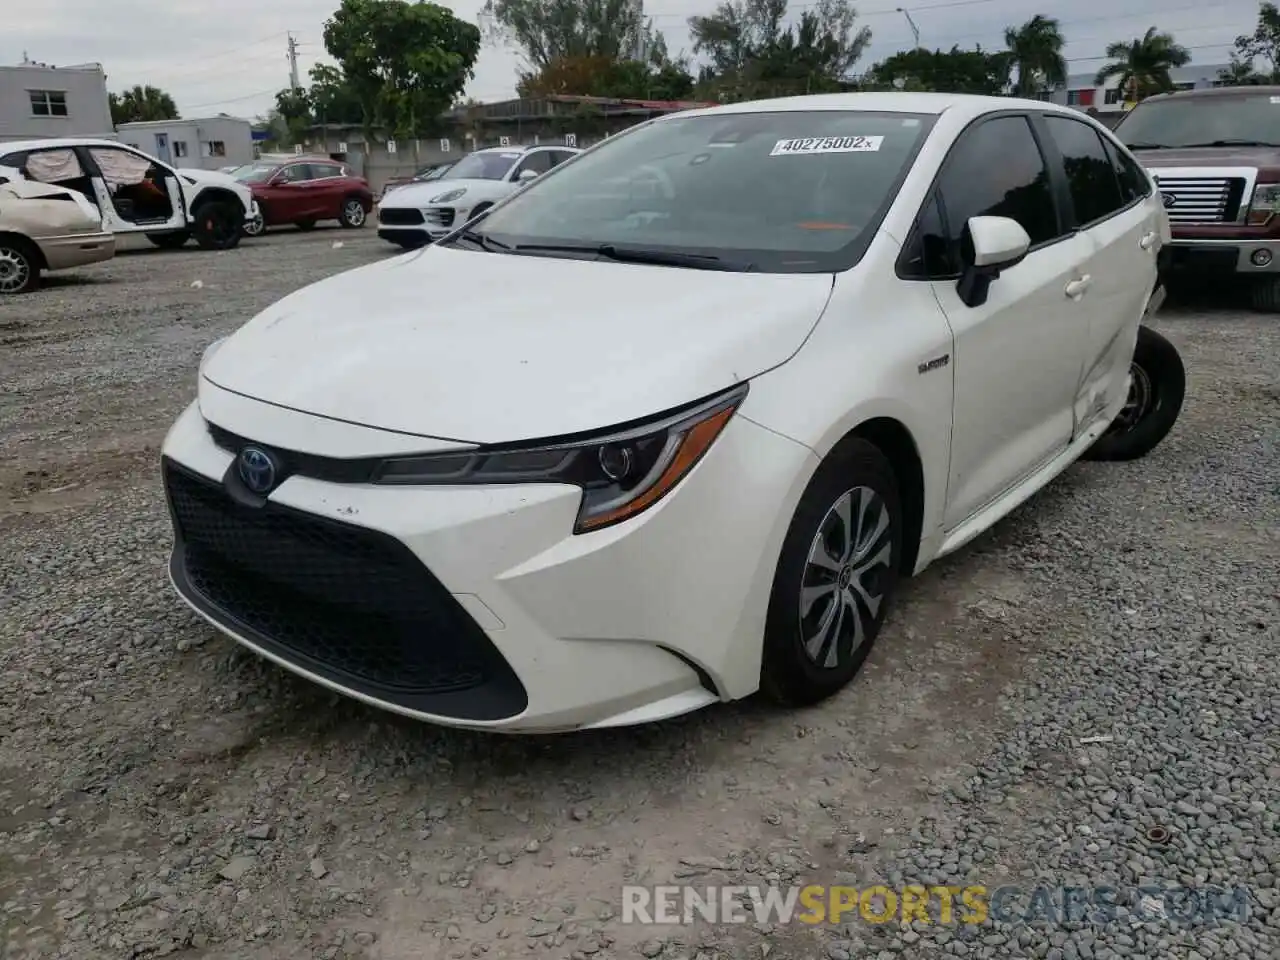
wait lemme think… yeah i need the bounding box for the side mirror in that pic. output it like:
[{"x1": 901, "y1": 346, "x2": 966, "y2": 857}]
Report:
[
  {"x1": 956, "y1": 215, "x2": 1031, "y2": 308},
  {"x1": 517, "y1": 168, "x2": 539, "y2": 183}
]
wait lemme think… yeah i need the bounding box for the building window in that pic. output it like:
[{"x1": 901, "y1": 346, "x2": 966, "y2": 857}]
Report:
[
  {"x1": 1104, "y1": 88, "x2": 1122, "y2": 105},
  {"x1": 1174, "y1": 81, "x2": 1195, "y2": 91},
  {"x1": 1066, "y1": 89, "x2": 1095, "y2": 106},
  {"x1": 202, "y1": 141, "x2": 227, "y2": 158},
  {"x1": 29, "y1": 90, "x2": 69, "y2": 117},
  {"x1": 173, "y1": 141, "x2": 189, "y2": 158}
]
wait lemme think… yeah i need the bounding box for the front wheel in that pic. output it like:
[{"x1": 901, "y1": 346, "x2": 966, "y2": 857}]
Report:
[
  {"x1": 1081, "y1": 324, "x2": 1185, "y2": 462},
  {"x1": 339, "y1": 198, "x2": 367, "y2": 228},
  {"x1": 760, "y1": 439, "x2": 902, "y2": 707},
  {"x1": 0, "y1": 237, "x2": 41, "y2": 294},
  {"x1": 192, "y1": 202, "x2": 242, "y2": 250},
  {"x1": 243, "y1": 212, "x2": 265, "y2": 237}
]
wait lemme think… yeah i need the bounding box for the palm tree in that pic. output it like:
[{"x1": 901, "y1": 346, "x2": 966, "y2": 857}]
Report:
[
  {"x1": 1003, "y1": 15, "x2": 1068, "y2": 97},
  {"x1": 109, "y1": 85, "x2": 180, "y2": 126},
  {"x1": 1094, "y1": 27, "x2": 1192, "y2": 101}
]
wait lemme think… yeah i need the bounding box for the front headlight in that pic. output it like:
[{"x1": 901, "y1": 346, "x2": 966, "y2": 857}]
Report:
[
  {"x1": 1248, "y1": 182, "x2": 1280, "y2": 225},
  {"x1": 374, "y1": 383, "x2": 748, "y2": 534},
  {"x1": 431, "y1": 188, "x2": 467, "y2": 204}
]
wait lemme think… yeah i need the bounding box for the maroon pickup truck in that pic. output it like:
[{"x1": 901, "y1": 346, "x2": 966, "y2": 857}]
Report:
[{"x1": 1113, "y1": 86, "x2": 1280, "y2": 311}]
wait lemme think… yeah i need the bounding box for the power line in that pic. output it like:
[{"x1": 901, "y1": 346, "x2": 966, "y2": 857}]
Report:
[{"x1": 180, "y1": 88, "x2": 282, "y2": 112}]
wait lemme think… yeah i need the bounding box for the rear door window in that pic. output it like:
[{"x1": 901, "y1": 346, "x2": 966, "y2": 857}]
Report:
[{"x1": 1042, "y1": 115, "x2": 1126, "y2": 226}]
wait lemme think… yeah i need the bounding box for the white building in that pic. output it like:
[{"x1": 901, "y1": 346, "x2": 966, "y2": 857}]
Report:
[
  {"x1": 116, "y1": 116, "x2": 254, "y2": 170},
  {"x1": 1048, "y1": 63, "x2": 1232, "y2": 121},
  {"x1": 0, "y1": 59, "x2": 114, "y2": 142}
]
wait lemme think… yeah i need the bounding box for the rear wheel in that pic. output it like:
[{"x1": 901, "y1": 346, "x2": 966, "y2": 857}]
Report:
[
  {"x1": 0, "y1": 236, "x2": 40, "y2": 294},
  {"x1": 339, "y1": 198, "x2": 367, "y2": 228},
  {"x1": 1250, "y1": 276, "x2": 1280, "y2": 313},
  {"x1": 192, "y1": 201, "x2": 242, "y2": 251},
  {"x1": 146, "y1": 231, "x2": 190, "y2": 249},
  {"x1": 1081, "y1": 325, "x2": 1185, "y2": 462},
  {"x1": 760, "y1": 439, "x2": 902, "y2": 706}
]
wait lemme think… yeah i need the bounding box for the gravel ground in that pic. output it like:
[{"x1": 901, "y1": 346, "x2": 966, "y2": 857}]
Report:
[{"x1": 1, "y1": 230, "x2": 1277, "y2": 960}]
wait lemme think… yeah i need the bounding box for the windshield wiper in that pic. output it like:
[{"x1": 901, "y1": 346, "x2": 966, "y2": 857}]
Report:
[
  {"x1": 1178, "y1": 139, "x2": 1280, "y2": 148},
  {"x1": 513, "y1": 242, "x2": 754, "y2": 272},
  {"x1": 446, "y1": 228, "x2": 511, "y2": 252}
]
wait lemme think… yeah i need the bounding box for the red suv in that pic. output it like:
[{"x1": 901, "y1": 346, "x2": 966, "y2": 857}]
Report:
[{"x1": 231, "y1": 156, "x2": 374, "y2": 235}]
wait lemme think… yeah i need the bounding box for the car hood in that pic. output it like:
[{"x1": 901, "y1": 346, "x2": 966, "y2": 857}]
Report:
[
  {"x1": 1131, "y1": 145, "x2": 1280, "y2": 169},
  {"x1": 178, "y1": 166, "x2": 243, "y2": 187},
  {"x1": 201, "y1": 245, "x2": 834, "y2": 444},
  {"x1": 380, "y1": 178, "x2": 510, "y2": 207}
]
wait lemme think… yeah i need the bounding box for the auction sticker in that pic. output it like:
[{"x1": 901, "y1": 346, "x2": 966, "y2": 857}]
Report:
[{"x1": 770, "y1": 135, "x2": 883, "y2": 156}]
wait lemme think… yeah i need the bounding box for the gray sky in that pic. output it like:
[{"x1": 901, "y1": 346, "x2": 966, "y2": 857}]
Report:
[{"x1": 6, "y1": 0, "x2": 1261, "y2": 118}]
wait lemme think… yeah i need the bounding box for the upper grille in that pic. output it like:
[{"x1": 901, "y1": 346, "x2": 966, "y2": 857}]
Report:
[
  {"x1": 1153, "y1": 176, "x2": 1246, "y2": 224},
  {"x1": 379, "y1": 207, "x2": 424, "y2": 226},
  {"x1": 163, "y1": 460, "x2": 526, "y2": 720}
]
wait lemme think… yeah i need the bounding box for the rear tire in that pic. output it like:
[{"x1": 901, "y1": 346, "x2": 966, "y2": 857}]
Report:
[
  {"x1": 192, "y1": 201, "x2": 242, "y2": 251},
  {"x1": 1250, "y1": 277, "x2": 1280, "y2": 312},
  {"x1": 1081, "y1": 324, "x2": 1185, "y2": 462},
  {"x1": 760, "y1": 438, "x2": 902, "y2": 707},
  {"x1": 146, "y1": 231, "x2": 190, "y2": 249},
  {"x1": 339, "y1": 198, "x2": 367, "y2": 228},
  {"x1": 0, "y1": 236, "x2": 41, "y2": 294}
]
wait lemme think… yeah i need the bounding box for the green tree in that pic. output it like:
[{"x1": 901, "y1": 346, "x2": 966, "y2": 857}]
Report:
[
  {"x1": 109, "y1": 85, "x2": 180, "y2": 125},
  {"x1": 481, "y1": 0, "x2": 666, "y2": 71},
  {"x1": 517, "y1": 54, "x2": 694, "y2": 99},
  {"x1": 1222, "y1": 1, "x2": 1280, "y2": 84},
  {"x1": 1094, "y1": 26, "x2": 1192, "y2": 100},
  {"x1": 322, "y1": 0, "x2": 481, "y2": 139},
  {"x1": 1003, "y1": 15, "x2": 1066, "y2": 96},
  {"x1": 865, "y1": 45, "x2": 1009, "y2": 95},
  {"x1": 687, "y1": 0, "x2": 870, "y2": 101},
  {"x1": 307, "y1": 64, "x2": 365, "y2": 124}
]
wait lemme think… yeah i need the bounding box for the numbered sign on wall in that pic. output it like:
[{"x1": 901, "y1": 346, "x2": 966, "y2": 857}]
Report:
[
  {"x1": 386, "y1": 139, "x2": 397, "y2": 154},
  {"x1": 440, "y1": 138, "x2": 451, "y2": 153},
  {"x1": 337, "y1": 142, "x2": 347, "y2": 153},
  {"x1": 294, "y1": 144, "x2": 303, "y2": 155},
  {"x1": 499, "y1": 136, "x2": 511, "y2": 147},
  {"x1": 565, "y1": 133, "x2": 577, "y2": 148}
]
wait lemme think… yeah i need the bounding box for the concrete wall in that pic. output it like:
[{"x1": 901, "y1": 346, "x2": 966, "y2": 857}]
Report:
[
  {"x1": 0, "y1": 63, "x2": 114, "y2": 142},
  {"x1": 117, "y1": 117, "x2": 254, "y2": 170}
]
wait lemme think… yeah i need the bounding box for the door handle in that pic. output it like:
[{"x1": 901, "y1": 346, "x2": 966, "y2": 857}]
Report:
[
  {"x1": 1139, "y1": 231, "x2": 1158, "y2": 250},
  {"x1": 1064, "y1": 275, "x2": 1092, "y2": 299}
]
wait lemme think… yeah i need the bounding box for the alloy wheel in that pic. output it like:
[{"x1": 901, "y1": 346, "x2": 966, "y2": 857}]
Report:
[
  {"x1": 0, "y1": 246, "x2": 30, "y2": 294},
  {"x1": 345, "y1": 201, "x2": 366, "y2": 226},
  {"x1": 1109, "y1": 361, "x2": 1154, "y2": 435},
  {"x1": 800, "y1": 486, "x2": 894, "y2": 669},
  {"x1": 244, "y1": 213, "x2": 265, "y2": 236}
]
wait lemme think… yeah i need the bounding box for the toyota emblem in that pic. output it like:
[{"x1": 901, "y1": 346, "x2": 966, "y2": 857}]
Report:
[{"x1": 237, "y1": 446, "x2": 277, "y2": 494}]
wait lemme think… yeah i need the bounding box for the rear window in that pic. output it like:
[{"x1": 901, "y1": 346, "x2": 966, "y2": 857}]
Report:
[
  {"x1": 1115, "y1": 93, "x2": 1280, "y2": 149},
  {"x1": 475, "y1": 110, "x2": 936, "y2": 273}
]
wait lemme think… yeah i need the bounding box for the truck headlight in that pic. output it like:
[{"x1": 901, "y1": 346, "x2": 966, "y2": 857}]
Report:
[{"x1": 1247, "y1": 183, "x2": 1280, "y2": 225}]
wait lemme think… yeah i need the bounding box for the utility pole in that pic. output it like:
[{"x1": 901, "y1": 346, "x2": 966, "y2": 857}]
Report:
[
  {"x1": 633, "y1": 0, "x2": 646, "y2": 63},
  {"x1": 287, "y1": 33, "x2": 301, "y2": 90},
  {"x1": 896, "y1": 8, "x2": 920, "y2": 48}
]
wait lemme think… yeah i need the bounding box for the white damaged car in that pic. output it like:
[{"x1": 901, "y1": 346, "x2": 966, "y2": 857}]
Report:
[
  {"x1": 0, "y1": 139, "x2": 258, "y2": 251},
  {"x1": 376, "y1": 144, "x2": 580, "y2": 249}
]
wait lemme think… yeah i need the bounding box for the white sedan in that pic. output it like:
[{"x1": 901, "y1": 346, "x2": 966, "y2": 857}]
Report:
[
  {"x1": 375, "y1": 144, "x2": 579, "y2": 248},
  {"x1": 162, "y1": 92, "x2": 1181, "y2": 733}
]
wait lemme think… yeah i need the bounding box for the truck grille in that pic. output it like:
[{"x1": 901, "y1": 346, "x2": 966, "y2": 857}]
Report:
[
  {"x1": 163, "y1": 459, "x2": 527, "y2": 720},
  {"x1": 1153, "y1": 176, "x2": 1246, "y2": 224}
]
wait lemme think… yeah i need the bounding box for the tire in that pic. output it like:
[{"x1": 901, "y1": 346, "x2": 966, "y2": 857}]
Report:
[
  {"x1": 1081, "y1": 324, "x2": 1185, "y2": 462},
  {"x1": 339, "y1": 197, "x2": 367, "y2": 228},
  {"x1": 0, "y1": 236, "x2": 41, "y2": 295},
  {"x1": 146, "y1": 231, "x2": 190, "y2": 249},
  {"x1": 243, "y1": 212, "x2": 265, "y2": 237},
  {"x1": 1250, "y1": 277, "x2": 1280, "y2": 312},
  {"x1": 760, "y1": 438, "x2": 903, "y2": 707},
  {"x1": 296, "y1": 220, "x2": 317, "y2": 232},
  {"x1": 191, "y1": 201, "x2": 242, "y2": 251}
]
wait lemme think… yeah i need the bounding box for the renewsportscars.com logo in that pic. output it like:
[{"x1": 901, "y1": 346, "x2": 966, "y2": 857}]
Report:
[{"x1": 622, "y1": 884, "x2": 1251, "y2": 927}]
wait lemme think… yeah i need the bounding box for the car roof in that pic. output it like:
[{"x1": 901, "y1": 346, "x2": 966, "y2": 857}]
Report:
[
  {"x1": 0, "y1": 137, "x2": 136, "y2": 155},
  {"x1": 1133, "y1": 85, "x2": 1280, "y2": 103},
  {"x1": 670, "y1": 91, "x2": 1098, "y2": 124},
  {"x1": 471, "y1": 144, "x2": 580, "y2": 155}
]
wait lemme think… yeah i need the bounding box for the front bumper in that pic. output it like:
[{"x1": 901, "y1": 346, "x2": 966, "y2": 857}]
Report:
[
  {"x1": 377, "y1": 204, "x2": 464, "y2": 243},
  {"x1": 160, "y1": 398, "x2": 815, "y2": 732},
  {"x1": 35, "y1": 230, "x2": 115, "y2": 271},
  {"x1": 245, "y1": 199, "x2": 260, "y2": 224},
  {"x1": 1162, "y1": 237, "x2": 1280, "y2": 275}
]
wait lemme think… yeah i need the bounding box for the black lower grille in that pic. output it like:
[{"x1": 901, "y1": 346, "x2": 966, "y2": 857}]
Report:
[
  {"x1": 379, "y1": 207, "x2": 424, "y2": 226},
  {"x1": 163, "y1": 459, "x2": 527, "y2": 720}
]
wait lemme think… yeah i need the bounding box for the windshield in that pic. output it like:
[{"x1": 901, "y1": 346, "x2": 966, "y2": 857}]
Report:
[
  {"x1": 418, "y1": 163, "x2": 453, "y2": 181},
  {"x1": 1115, "y1": 93, "x2": 1280, "y2": 148},
  {"x1": 230, "y1": 162, "x2": 281, "y2": 183},
  {"x1": 439, "y1": 152, "x2": 521, "y2": 181},
  {"x1": 468, "y1": 110, "x2": 934, "y2": 273}
]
